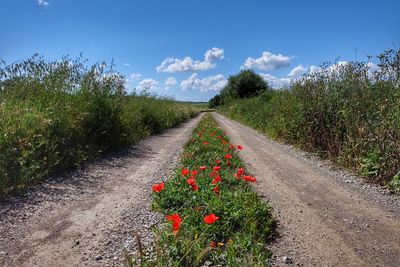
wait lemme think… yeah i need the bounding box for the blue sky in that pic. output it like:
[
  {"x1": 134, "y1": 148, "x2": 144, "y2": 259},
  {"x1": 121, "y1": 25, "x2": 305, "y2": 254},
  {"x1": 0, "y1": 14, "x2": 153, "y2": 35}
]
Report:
[{"x1": 1, "y1": 0, "x2": 399, "y2": 101}]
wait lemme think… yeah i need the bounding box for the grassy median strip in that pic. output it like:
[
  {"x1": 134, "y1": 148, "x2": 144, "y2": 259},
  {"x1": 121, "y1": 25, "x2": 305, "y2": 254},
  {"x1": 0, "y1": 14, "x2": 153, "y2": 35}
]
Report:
[{"x1": 135, "y1": 113, "x2": 275, "y2": 266}]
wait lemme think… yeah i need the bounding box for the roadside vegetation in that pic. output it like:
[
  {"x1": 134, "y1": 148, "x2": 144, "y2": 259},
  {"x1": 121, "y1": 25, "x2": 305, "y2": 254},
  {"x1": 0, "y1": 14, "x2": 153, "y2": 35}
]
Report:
[
  {"x1": 132, "y1": 114, "x2": 275, "y2": 266},
  {"x1": 210, "y1": 49, "x2": 400, "y2": 191},
  {"x1": 0, "y1": 55, "x2": 197, "y2": 198}
]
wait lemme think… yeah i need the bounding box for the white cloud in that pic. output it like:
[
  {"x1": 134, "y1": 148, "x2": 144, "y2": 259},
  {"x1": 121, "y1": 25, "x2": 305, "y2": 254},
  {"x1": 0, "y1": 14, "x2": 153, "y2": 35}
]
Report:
[
  {"x1": 165, "y1": 77, "x2": 177, "y2": 86},
  {"x1": 205, "y1": 48, "x2": 224, "y2": 62},
  {"x1": 37, "y1": 0, "x2": 49, "y2": 6},
  {"x1": 309, "y1": 65, "x2": 323, "y2": 74},
  {"x1": 180, "y1": 73, "x2": 227, "y2": 92},
  {"x1": 125, "y1": 73, "x2": 142, "y2": 84},
  {"x1": 260, "y1": 73, "x2": 291, "y2": 88},
  {"x1": 242, "y1": 51, "x2": 291, "y2": 70},
  {"x1": 138, "y1": 79, "x2": 158, "y2": 91},
  {"x1": 123, "y1": 63, "x2": 130, "y2": 67},
  {"x1": 156, "y1": 47, "x2": 224, "y2": 73},
  {"x1": 288, "y1": 65, "x2": 307, "y2": 78},
  {"x1": 165, "y1": 77, "x2": 177, "y2": 90}
]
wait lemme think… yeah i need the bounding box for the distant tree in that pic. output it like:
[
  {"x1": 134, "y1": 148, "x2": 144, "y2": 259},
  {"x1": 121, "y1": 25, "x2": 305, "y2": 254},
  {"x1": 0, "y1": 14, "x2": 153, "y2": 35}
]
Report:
[
  {"x1": 218, "y1": 70, "x2": 269, "y2": 104},
  {"x1": 208, "y1": 94, "x2": 221, "y2": 108}
]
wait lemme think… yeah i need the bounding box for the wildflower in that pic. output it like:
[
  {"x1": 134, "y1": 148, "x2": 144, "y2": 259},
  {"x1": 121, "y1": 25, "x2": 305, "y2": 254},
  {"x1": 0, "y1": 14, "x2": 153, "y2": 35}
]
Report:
[
  {"x1": 203, "y1": 141, "x2": 208, "y2": 145},
  {"x1": 204, "y1": 214, "x2": 219, "y2": 224},
  {"x1": 237, "y1": 145, "x2": 243, "y2": 150},
  {"x1": 200, "y1": 166, "x2": 207, "y2": 171},
  {"x1": 243, "y1": 175, "x2": 256, "y2": 182},
  {"x1": 234, "y1": 167, "x2": 245, "y2": 180},
  {"x1": 166, "y1": 213, "x2": 182, "y2": 234},
  {"x1": 181, "y1": 168, "x2": 189, "y2": 177},
  {"x1": 210, "y1": 171, "x2": 218, "y2": 178},
  {"x1": 226, "y1": 161, "x2": 231, "y2": 166},
  {"x1": 230, "y1": 144, "x2": 235, "y2": 149},
  {"x1": 151, "y1": 182, "x2": 165, "y2": 193},
  {"x1": 187, "y1": 177, "x2": 196, "y2": 186},
  {"x1": 213, "y1": 186, "x2": 220, "y2": 194},
  {"x1": 191, "y1": 170, "x2": 198, "y2": 176},
  {"x1": 212, "y1": 166, "x2": 221, "y2": 171},
  {"x1": 210, "y1": 241, "x2": 217, "y2": 248},
  {"x1": 212, "y1": 176, "x2": 222, "y2": 184},
  {"x1": 191, "y1": 184, "x2": 199, "y2": 191},
  {"x1": 224, "y1": 154, "x2": 232, "y2": 159},
  {"x1": 216, "y1": 159, "x2": 221, "y2": 164}
]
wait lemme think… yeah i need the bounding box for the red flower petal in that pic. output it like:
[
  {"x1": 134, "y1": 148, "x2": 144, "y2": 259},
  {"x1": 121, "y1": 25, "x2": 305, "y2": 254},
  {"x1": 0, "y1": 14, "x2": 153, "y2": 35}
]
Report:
[
  {"x1": 213, "y1": 186, "x2": 220, "y2": 194},
  {"x1": 237, "y1": 145, "x2": 243, "y2": 150},
  {"x1": 187, "y1": 177, "x2": 196, "y2": 186},
  {"x1": 224, "y1": 154, "x2": 232, "y2": 159},
  {"x1": 212, "y1": 166, "x2": 221, "y2": 171},
  {"x1": 243, "y1": 175, "x2": 256, "y2": 182},
  {"x1": 166, "y1": 213, "x2": 182, "y2": 234},
  {"x1": 212, "y1": 176, "x2": 222, "y2": 184},
  {"x1": 191, "y1": 184, "x2": 199, "y2": 191},
  {"x1": 191, "y1": 170, "x2": 198, "y2": 176},
  {"x1": 200, "y1": 166, "x2": 207, "y2": 171},
  {"x1": 181, "y1": 168, "x2": 189, "y2": 177},
  {"x1": 215, "y1": 159, "x2": 221, "y2": 164},
  {"x1": 152, "y1": 182, "x2": 165, "y2": 193},
  {"x1": 204, "y1": 213, "x2": 219, "y2": 224}
]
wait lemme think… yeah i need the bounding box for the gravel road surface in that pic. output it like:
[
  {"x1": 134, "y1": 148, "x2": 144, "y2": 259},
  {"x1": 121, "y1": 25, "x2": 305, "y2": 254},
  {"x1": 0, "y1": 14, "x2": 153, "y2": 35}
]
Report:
[
  {"x1": 0, "y1": 113, "x2": 203, "y2": 267},
  {"x1": 213, "y1": 112, "x2": 400, "y2": 267}
]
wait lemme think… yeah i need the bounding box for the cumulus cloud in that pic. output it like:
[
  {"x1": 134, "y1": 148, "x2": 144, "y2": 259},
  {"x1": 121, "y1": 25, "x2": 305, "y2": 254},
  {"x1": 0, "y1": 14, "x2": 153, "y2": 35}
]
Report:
[
  {"x1": 123, "y1": 63, "x2": 131, "y2": 67},
  {"x1": 260, "y1": 73, "x2": 291, "y2": 88},
  {"x1": 125, "y1": 73, "x2": 142, "y2": 84},
  {"x1": 138, "y1": 79, "x2": 158, "y2": 91},
  {"x1": 205, "y1": 47, "x2": 224, "y2": 62},
  {"x1": 156, "y1": 47, "x2": 224, "y2": 73},
  {"x1": 37, "y1": 0, "x2": 49, "y2": 6},
  {"x1": 242, "y1": 51, "x2": 291, "y2": 70},
  {"x1": 309, "y1": 65, "x2": 323, "y2": 74},
  {"x1": 180, "y1": 73, "x2": 227, "y2": 92},
  {"x1": 288, "y1": 65, "x2": 307, "y2": 78},
  {"x1": 165, "y1": 77, "x2": 177, "y2": 89}
]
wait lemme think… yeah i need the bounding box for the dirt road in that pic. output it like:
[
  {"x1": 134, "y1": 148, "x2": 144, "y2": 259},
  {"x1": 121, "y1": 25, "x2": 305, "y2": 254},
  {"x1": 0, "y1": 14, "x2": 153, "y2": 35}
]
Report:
[
  {"x1": 0, "y1": 113, "x2": 203, "y2": 267},
  {"x1": 213, "y1": 113, "x2": 400, "y2": 267}
]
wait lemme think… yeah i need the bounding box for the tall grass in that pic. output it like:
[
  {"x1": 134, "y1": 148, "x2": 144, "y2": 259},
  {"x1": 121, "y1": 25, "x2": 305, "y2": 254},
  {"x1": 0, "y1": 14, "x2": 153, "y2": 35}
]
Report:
[
  {"x1": 220, "y1": 49, "x2": 400, "y2": 188},
  {"x1": 0, "y1": 55, "x2": 197, "y2": 197}
]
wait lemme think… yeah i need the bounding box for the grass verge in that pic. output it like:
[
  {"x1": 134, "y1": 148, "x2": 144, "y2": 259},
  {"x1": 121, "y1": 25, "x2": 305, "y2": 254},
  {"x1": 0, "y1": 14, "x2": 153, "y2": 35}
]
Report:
[
  {"x1": 130, "y1": 113, "x2": 275, "y2": 266},
  {"x1": 0, "y1": 55, "x2": 198, "y2": 198}
]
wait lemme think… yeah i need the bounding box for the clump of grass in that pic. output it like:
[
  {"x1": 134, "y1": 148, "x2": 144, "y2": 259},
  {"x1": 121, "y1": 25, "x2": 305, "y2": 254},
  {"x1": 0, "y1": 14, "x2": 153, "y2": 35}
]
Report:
[
  {"x1": 220, "y1": 49, "x2": 400, "y2": 190},
  {"x1": 0, "y1": 54, "x2": 197, "y2": 198},
  {"x1": 138, "y1": 114, "x2": 275, "y2": 266}
]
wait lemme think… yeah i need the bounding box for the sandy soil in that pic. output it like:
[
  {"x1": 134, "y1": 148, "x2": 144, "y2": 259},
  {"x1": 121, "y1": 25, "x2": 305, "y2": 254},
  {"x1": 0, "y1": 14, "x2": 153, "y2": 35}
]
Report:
[
  {"x1": 0, "y1": 113, "x2": 203, "y2": 267},
  {"x1": 213, "y1": 112, "x2": 400, "y2": 267}
]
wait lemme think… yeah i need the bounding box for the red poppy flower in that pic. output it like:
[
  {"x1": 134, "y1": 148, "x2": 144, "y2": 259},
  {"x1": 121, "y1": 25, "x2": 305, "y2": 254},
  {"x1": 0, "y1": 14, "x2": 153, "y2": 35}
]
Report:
[
  {"x1": 152, "y1": 182, "x2": 165, "y2": 193},
  {"x1": 212, "y1": 176, "x2": 222, "y2": 184},
  {"x1": 226, "y1": 161, "x2": 231, "y2": 166},
  {"x1": 187, "y1": 177, "x2": 196, "y2": 186},
  {"x1": 204, "y1": 213, "x2": 219, "y2": 224},
  {"x1": 215, "y1": 159, "x2": 221, "y2": 164},
  {"x1": 234, "y1": 167, "x2": 245, "y2": 180},
  {"x1": 191, "y1": 184, "x2": 199, "y2": 191},
  {"x1": 191, "y1": 170, "x2": 198, "y2": 176},
  {"x1": 212, "y1": 166, "x2": 221, "y2": 171},
  {"x1": 181, "y1": 168, "x2": 189, "y2": 177},
  {"x1": 243, "y1": 175, "x2": 256, "y2": 182},
  {"x1": 200, "y1": 166, "x2": 207, "y2": 171},
  {"x1": 237, "y1": 145, "x2": 243, "y2": 150},
  {"x1": 224, "y1": 154, "x2": 232, "y2": 159},
  {"x1": 230, "y1": 144, "x2": 235, "y2": 149},
  {"x1": 213, "y1": 186, "x2": 220, "y2": 194},
  {"x1": 203, "y1": 141, "x2": 208, "y2": 145},
  {"x1": 210, "y1": 171, "x2": 218, "y2": 178},
  {"x1": 166, "y1": 213, "x2": 182, "y2": 234},
  {"x1": 210, "y1": 241, "x2": 217, "y2": 248}
]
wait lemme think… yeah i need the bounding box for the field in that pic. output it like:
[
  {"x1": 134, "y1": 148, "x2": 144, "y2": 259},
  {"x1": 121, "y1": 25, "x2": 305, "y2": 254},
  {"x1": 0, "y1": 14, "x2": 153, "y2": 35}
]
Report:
[{"x1": 0, "y1": 55, "x2": 197, "y2": 197}]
